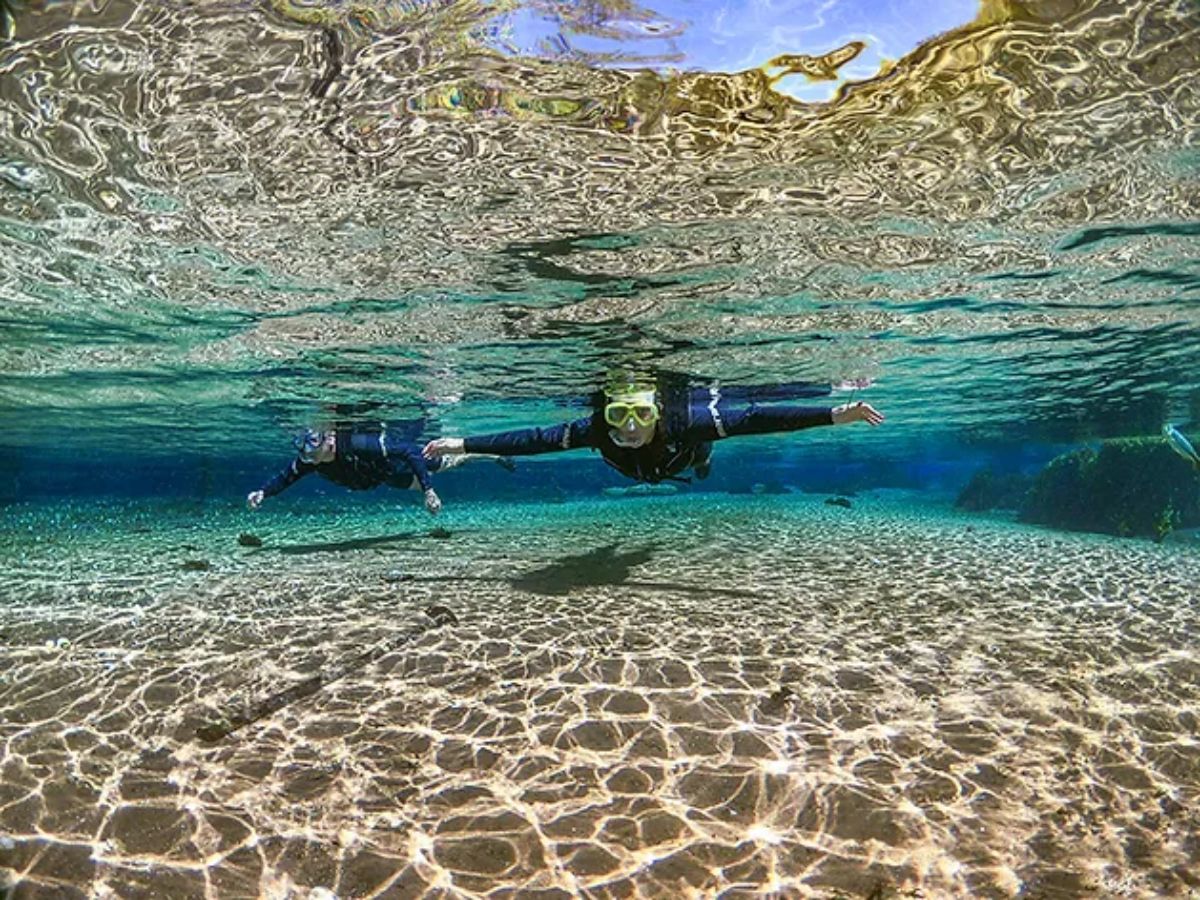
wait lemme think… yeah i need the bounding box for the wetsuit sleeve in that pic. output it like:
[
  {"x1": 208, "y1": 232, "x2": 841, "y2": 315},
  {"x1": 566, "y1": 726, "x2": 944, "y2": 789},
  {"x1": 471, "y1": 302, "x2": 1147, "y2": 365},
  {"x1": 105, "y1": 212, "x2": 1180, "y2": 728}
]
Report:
[
  {"x1": 390, "y1": 444, "x2": 434, "y2": 492},
  {"x1": 462, "y1": 417, "x2": 593, "y2": 456},
  {"x1": 679, "y1": 398, "x2": 833, "y2": 443},
  {"x1": 701, "y1": 382, "x2": 833, "y2": 403},
  {"x1": 260, "y1": 458, "x2": 316, "y2": 498}
]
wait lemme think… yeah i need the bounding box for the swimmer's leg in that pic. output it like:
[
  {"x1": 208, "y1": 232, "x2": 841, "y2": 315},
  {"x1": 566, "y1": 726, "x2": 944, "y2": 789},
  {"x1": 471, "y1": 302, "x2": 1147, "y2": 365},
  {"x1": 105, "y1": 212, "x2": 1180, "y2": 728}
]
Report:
[{"x1": 437, "y1": 453, "x2": 515, "y2": 472}]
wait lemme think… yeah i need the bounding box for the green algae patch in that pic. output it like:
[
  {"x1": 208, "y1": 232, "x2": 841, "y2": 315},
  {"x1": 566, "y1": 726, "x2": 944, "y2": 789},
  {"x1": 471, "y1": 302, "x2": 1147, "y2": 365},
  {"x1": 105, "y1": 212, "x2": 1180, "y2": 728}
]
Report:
[{"x1": 1020, "y1": 438, "x2": 1200, "y2": 540}]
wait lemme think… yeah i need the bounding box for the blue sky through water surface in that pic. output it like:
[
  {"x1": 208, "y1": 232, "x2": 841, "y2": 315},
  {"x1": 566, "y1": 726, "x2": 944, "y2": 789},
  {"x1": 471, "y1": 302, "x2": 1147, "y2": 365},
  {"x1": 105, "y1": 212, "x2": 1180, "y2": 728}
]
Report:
[{"x1": 492, "y1": 0, "x2": 979, "y2": 99}]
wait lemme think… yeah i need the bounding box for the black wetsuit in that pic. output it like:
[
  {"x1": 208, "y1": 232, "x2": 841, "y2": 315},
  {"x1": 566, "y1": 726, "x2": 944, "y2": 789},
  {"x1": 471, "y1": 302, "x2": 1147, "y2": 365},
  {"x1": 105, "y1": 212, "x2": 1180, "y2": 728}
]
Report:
[
  {"x1": 461, "y1": 381, "x2": 837, "y2": 484},
  {"x1": 259, "y1": 425, "x2": 437, "y2": 499}
]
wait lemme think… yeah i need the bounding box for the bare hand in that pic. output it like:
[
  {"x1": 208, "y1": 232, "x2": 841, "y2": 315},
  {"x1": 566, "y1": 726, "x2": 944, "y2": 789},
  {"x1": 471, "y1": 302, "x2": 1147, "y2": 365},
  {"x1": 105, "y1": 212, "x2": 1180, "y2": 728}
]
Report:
[
  {"x1": 832, "y1": 401, "x2": 884, "y2": 426},
  {"x1": 423, "y1": 438, "x2": 463, "y2": 460},
  {"x1": 246, "y1": 490, "x2": 264, "y2": 510},
  {"x1": 424, "y1": 489, "x2": 443, "y2": 515}
]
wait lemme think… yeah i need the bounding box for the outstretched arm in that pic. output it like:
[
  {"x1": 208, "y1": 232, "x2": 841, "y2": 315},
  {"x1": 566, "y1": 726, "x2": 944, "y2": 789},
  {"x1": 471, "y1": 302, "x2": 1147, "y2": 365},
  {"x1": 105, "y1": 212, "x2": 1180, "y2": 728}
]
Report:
[
  {"x1": 831, "y1": 401, "x2": 884, "y2": 426},
  {"x1": 388, "y1": 443, "x2": 443, "y2": 515},
  {"x1": 345, "y1": 431, "x2": 445, "y2": 515},
  {"x1": 248, "y1": 458, "x2": 316, "y2": 509},
  {"x1": 679, "y1": 396, "x2": 883, "y2": 443},
  {"x1": 424, "y1": 417, "x2": 594, "y2": 459}
]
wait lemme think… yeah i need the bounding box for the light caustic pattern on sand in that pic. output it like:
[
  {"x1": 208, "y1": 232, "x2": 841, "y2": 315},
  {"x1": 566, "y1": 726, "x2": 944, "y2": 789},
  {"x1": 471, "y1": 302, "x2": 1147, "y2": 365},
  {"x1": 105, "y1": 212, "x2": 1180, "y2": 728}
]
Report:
[{"x1": 0, "y1": 495, "x2": 1198, "y2": 897}]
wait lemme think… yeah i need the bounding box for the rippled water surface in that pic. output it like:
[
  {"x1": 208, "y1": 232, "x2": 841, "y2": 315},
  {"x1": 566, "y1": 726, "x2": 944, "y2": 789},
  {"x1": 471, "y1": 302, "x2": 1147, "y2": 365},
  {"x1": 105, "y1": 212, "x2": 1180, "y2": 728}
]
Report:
[
  {"x1": 1, "y1": 0, "x2": 1199, "y2": 896},
  {"x1": 1, "y1": 0, "x2": 1198, "y2": 455}
]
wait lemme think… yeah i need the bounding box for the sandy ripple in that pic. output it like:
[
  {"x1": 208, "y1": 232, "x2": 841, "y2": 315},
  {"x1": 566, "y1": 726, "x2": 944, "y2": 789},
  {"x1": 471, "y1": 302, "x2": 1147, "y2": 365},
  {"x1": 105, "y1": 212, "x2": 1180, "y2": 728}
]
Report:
[{"x1": 0, "y1": 494, "x2": 1197, "y2": 897}]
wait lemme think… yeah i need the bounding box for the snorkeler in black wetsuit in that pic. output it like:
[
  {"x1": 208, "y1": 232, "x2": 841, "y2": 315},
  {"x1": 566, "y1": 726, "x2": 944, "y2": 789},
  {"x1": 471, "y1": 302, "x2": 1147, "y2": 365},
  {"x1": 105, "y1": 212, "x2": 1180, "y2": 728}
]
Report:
[
  {"x1": 422, "y1": 379, "x2": 883, "y2": 485},
  {"x1": 247, "y1": 423, "x2": 514, "y2": 515}
]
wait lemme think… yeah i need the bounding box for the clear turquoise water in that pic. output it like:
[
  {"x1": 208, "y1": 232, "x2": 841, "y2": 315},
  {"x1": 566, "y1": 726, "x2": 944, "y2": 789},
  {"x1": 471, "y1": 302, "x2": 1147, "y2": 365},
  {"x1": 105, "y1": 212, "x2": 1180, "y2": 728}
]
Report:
[{"x1": 1, "y1": 0, "x2": 1200, "y2": 896}]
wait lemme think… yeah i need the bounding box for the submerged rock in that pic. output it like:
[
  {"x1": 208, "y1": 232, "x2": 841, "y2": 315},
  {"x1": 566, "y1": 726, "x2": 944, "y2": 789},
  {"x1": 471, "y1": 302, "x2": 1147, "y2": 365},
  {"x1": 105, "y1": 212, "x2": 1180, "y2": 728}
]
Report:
[
  {"x1": 825, "y1": 496, "x2": 853, "y2": 509},
  {"x1": 759, "y1": 686, "x2": 795, "y2": 715},
  {"x1": 429, "y1": 527, "x2": 452, "y2": 539},
  {"x1": 181, "y1": 559, "x2": 211, "y2": 571},
  {"x1": 1020, "y1": 437, "x2": 1200, "y2": 540},
  {"x1": 237, "y1": 532, "x2": 263, "y2": 548},
  {"x1": 425, "y1": 604, "x2": 459, "y2": 626}
]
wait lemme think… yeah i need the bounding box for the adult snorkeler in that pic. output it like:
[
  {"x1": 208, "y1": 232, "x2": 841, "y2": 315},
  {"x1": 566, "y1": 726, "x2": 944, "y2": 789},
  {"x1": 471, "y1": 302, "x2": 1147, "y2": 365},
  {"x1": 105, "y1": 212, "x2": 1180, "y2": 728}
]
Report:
[
  {"x1": 422, "y1": 377, "x2": 883, "y2": 485},
  {"x1": 247, "y1": 423, "x2": 515, "y2": 515}
]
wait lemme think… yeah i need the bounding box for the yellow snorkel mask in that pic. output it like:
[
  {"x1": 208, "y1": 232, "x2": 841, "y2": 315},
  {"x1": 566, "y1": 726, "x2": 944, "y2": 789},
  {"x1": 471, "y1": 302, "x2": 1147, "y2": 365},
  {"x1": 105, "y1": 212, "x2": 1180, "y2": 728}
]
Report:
[{"x1": 603, "y1": 385, "x2": 660, "y2": 429}]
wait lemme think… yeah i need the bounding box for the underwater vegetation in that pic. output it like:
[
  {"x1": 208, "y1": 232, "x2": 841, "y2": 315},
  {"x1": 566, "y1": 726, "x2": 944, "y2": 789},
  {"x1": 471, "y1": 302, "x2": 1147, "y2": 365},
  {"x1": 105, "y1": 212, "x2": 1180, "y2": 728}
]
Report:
[{"x1": 959, "y1": 437, "x2": 1200, "y2": 541}]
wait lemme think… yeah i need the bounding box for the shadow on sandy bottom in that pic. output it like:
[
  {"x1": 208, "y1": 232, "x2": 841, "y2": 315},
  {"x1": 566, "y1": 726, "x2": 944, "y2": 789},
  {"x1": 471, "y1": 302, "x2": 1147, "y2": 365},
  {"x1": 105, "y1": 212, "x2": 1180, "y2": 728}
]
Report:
[{"x1": 415, "y1": 543, "x2": 760, "y2": 599}]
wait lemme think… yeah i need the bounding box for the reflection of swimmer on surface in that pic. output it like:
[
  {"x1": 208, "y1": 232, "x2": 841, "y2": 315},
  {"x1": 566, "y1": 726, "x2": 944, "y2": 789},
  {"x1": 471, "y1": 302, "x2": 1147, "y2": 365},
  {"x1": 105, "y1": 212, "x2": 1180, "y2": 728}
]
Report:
[
  {"x1": 424, "y1": 377, "x2": 883, "y2": 485},
  {"x1": 247, "y1": 422, "x2": 515, "y2": 515}
]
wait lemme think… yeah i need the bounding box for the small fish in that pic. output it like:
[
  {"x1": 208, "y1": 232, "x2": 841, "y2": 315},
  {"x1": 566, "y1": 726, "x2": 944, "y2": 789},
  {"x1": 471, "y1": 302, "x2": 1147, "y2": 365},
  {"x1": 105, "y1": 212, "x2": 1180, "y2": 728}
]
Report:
[{"x1": 1163, "y1": 424, "x2": 1200, "y2": 469}]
